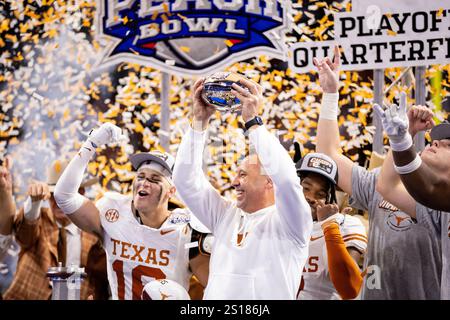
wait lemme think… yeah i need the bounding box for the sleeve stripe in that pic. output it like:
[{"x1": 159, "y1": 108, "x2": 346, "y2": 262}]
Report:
[
  {"x1": 342, "y1": 233, "x2": 367, "y2": 241},
  {"x1": 343, "y1": 235, "x2": 368, "y2": 243}
]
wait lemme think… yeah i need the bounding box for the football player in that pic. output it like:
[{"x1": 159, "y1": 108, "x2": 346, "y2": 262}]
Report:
[
  {"x1": 374, "y1": 95, "x2": 450, "y2": 212},
  {"x1": 376, "y1": 104, "x2": 449, "y2": 299},
  {"x1": 54, "y1": 123, "x2": 210, "y2": 300},
  {"x1": 294, "y1": 151, "x2": 367, "y2": 300},
  {"x1": 315, "y1": 46, "x2": 442, "y2": 299}
]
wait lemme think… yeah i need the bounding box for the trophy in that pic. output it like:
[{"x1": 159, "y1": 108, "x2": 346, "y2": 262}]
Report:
[
  {"x1": 47, "y1": 263, "x2": 86, "y2": 300},
  {"x1": 201, "y1": 72, "x2": 249, "y2": 112}
]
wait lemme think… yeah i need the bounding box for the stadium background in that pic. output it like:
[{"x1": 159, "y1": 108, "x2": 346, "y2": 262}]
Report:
[{"x1": 1, "y1": 0, "x2": 449, "y2": 204}]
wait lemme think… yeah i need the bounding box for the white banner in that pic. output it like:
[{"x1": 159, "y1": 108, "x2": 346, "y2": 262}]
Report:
[
  {"x1": 352, "y1": 0, "x2": 449, "y2": 14},
  {"x1": 289, "y1": 3, "x2": 450, "y2": 73}
]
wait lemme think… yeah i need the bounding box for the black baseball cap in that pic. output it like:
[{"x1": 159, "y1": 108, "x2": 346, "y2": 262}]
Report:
[{"x1": 430, "y1": 121, "x2": 450, "y2": 141}]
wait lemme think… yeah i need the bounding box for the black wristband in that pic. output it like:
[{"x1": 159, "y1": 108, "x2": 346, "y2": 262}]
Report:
[{"x1": 244, "y1": 116, "x2": 263, "y2": 132}]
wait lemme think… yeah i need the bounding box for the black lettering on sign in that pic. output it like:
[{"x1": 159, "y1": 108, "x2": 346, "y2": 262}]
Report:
[
  {"x1": 412, "y1": 12, "x2": 428, "y2": 33},
  {"x1": 390, "y1": 41, "x2": 406, "y2": 62}
]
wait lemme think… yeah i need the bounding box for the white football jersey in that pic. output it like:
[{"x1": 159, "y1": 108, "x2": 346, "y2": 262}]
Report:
[
  {"x1": 96, "y1": 192, "x2": 197, "y2": 300},
  {"x1": 298, "y1": 214, "x2": 367, "y2": 300}
]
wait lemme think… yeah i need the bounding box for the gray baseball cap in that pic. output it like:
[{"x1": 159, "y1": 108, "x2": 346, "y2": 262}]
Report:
[
  {"x1": 130, "y1": 151, "x2": 175, "y2": 177},
  {"x1": 430, "y1": 121, "x2": 450, "y2": 141}
]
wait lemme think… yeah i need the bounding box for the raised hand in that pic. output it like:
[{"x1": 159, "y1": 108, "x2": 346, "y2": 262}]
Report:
[
  {"x1": 0, "y1": 157, "x2": 13, "y2": 195},
  {"x1": 88, "y1": 122, "x2": 125, "y2": 147},
  {"x1": 231, "y1": 78, "x2": 264, "y2": 123},
  {"x1": 313, "y1": 45, "x2": 341, "y2": 93},
  {"x1": 407, "y1": 105, "x2": 435, "y2": 138},
  {"x1": 191, "y1": 78, "x2": 215, "y2": 131},
  {"x1": 28, "y1": 180, "x2": 51, "y2": 202},
  {"x1": 316, "y1": 200, "x2": 339, "y2": 222},
  {"x1": 373, "y1": 92, "x2": 411, "y2": 151},
  {"x1": 0, "y1": 157, "x2": 15, "y2": 235}
]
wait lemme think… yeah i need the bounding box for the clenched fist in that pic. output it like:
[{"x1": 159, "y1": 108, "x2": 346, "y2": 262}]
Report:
[
  {"x1": 28, "y1": 180, "x2": 51, "y2": 202},
  {"x1": 407, "y1": 105, "x2": 435, "y2": 138},
  {"x1": 88, "y1": 122, "x2": 125, "y2": 148}
]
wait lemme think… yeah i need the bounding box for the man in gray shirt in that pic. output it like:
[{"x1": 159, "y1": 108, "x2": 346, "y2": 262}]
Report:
[
  {"x1": 376, "y1": 104, "x2": 449, "y2": 299},
  {"x1": 314, "y1": 48, "x2": 442, "y2": 299},
  {"x1": 415, "y1": 205, "x2": 449, "y2": 299},
  {"x1": 351, "y1": 165, "x2": 441, "y2": 299}
]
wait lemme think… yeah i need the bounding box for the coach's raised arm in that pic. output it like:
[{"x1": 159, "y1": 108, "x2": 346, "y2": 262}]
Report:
[{"x1": 173, "y1": 76, "x2": 312, "y2": 300}]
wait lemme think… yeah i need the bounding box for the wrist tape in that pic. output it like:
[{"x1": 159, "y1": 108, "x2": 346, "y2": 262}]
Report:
[
  {"x1": 394, "y1": 153, "x2": 422, "y2": 175},
  {"x1": 319, "y1": 93, "x2": 339, "y2": 121}
]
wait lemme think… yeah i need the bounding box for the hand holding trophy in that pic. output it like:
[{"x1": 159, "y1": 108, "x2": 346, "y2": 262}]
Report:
[
  {"x1": 201, "y1": 72, "x2": 250, "y2": 112},
  {"x1": 193, "y1": 72, "x2": 263, "y2": 131}
]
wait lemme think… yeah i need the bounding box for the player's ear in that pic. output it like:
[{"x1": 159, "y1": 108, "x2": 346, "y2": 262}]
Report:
[{"x1": 168, "y1": 185, "x2": 176, "y2": 197}]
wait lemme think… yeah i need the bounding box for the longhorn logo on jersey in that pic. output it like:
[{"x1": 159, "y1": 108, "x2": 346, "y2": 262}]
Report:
[
  {"x1": 95, "y1": 0, "x2": 290, "y2": 76},
  {"x1": 386, "y1": 211, "x2": 414, "y2": 232}
]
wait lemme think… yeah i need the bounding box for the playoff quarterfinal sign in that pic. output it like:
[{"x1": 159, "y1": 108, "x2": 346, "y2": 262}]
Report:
[
  {"x1": 95, "y1": 0, "x2": 290, "y2": 76},
  {"x1": 289, "y1": 0, "x2": 450, "y2": 73}
]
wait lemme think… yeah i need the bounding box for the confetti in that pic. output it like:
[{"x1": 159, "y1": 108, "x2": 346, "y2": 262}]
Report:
[
  {"x1": 224, "y1": 39, "x2": 234, "y2": 47},
  {"x1": 31, "y1": 91, "x2": 44, "y2": 102},
  {"x1": 0, "y1": 0, "x2": 448, "y2": 204}
]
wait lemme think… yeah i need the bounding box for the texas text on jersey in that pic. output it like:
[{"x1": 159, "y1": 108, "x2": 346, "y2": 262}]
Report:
[{"x1": 96, "y1": 192, "x2": 209, "y2": 300}]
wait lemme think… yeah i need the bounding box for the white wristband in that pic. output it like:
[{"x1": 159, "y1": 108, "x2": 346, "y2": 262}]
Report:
[
  {"x1": 394, "y1": 154, "x2": 422, "y2": 175},
  {"x1": 23, "y1": 196, "x2": 42, "y2": 221},
  {"x1": 319, "y1": 212, "x2": 343, "y2": 227},
  {"x1": 319, "y1": 93, "x2": 339, "y2": 121},
  {"x1": 389, "y1": 133, "x2": 413, "y2": 152}
]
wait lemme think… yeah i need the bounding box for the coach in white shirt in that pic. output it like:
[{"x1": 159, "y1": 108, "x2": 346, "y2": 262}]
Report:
[{"x1": 173, "y1": 77, "x2": 313, "y2": 300}]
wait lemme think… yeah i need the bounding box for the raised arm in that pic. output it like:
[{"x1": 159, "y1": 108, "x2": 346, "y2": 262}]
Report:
[
  {"x1": 376, "y1": 105, "x2": 436, "y2": 218},
  {"x1": 0, "y1": 157, "x2": 15, "y2": 236},
  {"x1": 393, "y1": 144, "x2": 450, "y2": 211},
  {"x1": 14, "y1": 181, "x2": 53, "y2": 248},
  {"x1": 397, "y1": 156, "x2": 450, "y2": 211},
  {"x1": 315, "y1": 203, "x2": 364, "y2": 299},
  {"x1": 374, "y1": 96, "x2": 450, "y2": 211},
  {"x1": 54, "y1": 123, "x2": 125, "y2": 238},
  {"x1": 173, "y1": 79, "x2": 231, "y2": 232},
  {"x1": 232, "y1": 79, "x2": 312, "y2": 246},
  {"x1": 315, "y1": 46, "x2": 355, "y2": 195}
]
